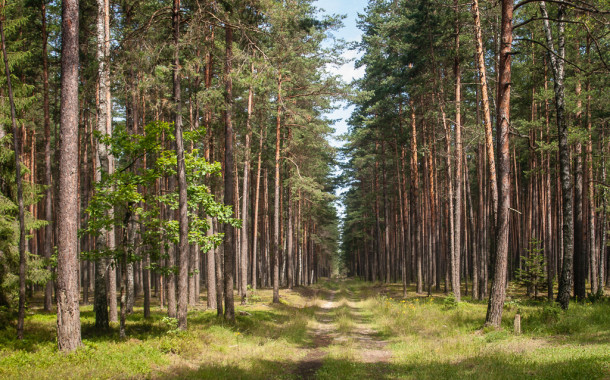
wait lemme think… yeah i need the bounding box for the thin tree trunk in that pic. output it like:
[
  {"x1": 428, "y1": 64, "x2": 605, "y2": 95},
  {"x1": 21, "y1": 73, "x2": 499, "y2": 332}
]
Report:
[
  {"x1": 382, "y1": 142, "x2": 391, "y2": 284},
  {"x1": 272, "y1": 72, "x2": 282, "y2": 303},
  {"x1": 472, "y1": 0, "x2": 498, "y2": 274},
  {"x1": 240, "y1": 64, "x2": 253, "y2": 304},
  {"x1": 223, "y1": 23, "x2": 236, "y2": 320},
  {"x1": 585, "y1": 45, "x2": 598, "y2": 294},
  {"x1": 573, "y1": 78, "x2": 586, "y2": 300},
  {"x1": 252, "y1": 119, "x2": 265, "y2": 290},
  {"x1": 410, "y1": 101, "x2": 423, "y2": 294},
  {"x1": 41, "y1": 0, "x2": 54, "y2": 313},
  {"x1": 601, "y1": 136, "x2": 607, "y2": 290},
  {"x1": 485, "y1": 0, "x2": 512, "y2": 327},
  {"x1": 206, "y1": 216, "x2": 216, "y2": 309},
  {"x1": 544, "y1": 58, "x2": 554, "y2": 301},
  {"x1": 453, "y1": 2, "x2": 462, "y2": 301},
  {"x1": 171, "y1": 0, "x2": 189, "y2": 330},
  {"x1": 203, "y1": 24, "x2": 217, "y2": 311},
  {"x1": 93, "y1": 0, "x2": 113, "y2": 328},
  {"x1": 396, "y1": 140, "x2": 407, "y2": 297},
  {"x1": 215, "y1": 218, "x2": 224, "y2": 315},
  {"x1": 540, "y1": 2, "x2": 572, "y2": 309},
  {"x1": 166, "y1": 188, "x2": 177, "y2": 318}
]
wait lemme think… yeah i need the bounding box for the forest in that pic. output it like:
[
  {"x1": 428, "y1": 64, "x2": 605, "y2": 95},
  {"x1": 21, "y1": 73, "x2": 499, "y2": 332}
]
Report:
[{"x1": 0, "y1": 0, "x2": 609, "y2": 378}]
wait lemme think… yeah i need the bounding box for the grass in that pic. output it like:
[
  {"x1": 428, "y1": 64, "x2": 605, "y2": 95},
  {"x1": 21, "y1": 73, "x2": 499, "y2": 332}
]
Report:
[
  {"x1": 0, "y1": 287, "x2": 314, "y2": 379},
  {"x1": 0, "y1": 279, "x2": 608, "y2": 379},
  {"x1": 366, "y1": 282, "x2": 610, "y2": 379}
]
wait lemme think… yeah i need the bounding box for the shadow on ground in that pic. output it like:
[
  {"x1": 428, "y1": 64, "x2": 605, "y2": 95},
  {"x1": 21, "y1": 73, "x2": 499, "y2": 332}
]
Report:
[{"x1": 154, "y1": 352, "x2": 607, "y2": 380}]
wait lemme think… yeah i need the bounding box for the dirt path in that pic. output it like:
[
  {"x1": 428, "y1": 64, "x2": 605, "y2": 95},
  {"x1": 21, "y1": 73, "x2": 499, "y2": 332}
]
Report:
[
  {"x1": 293, "y1": 282, "x2": 391, "y2": 379},
  {"x1": 294, "y1": 289, "x2": 337, "y2": 379}
]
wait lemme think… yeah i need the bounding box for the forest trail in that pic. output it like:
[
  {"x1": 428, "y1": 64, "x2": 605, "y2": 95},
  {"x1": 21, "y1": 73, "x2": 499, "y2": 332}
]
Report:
[{"x1": 294, "y1": 280, "x2": 391, "y2": 379}]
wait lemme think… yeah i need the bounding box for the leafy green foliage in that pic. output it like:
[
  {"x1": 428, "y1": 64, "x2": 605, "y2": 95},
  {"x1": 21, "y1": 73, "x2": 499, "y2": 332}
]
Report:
[{"x1": 82, "y1": 121, "x2": 239, "y2": 274}]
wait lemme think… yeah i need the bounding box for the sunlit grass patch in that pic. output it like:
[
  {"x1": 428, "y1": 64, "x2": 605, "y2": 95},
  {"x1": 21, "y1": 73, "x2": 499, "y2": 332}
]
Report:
[
  {"x1": 354, "y1": 280, "x2": 610, "y2": 380},
  {"x1": 0, "y1": 285, "x2": 322, "y2": 380}
]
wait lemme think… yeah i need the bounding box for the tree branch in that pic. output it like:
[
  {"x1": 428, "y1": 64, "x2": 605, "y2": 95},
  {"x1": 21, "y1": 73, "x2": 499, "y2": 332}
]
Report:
[
  {"x1": 515, "y1": 37, "x2": 588, "y2": 73},
  {"x1": 514, "y1": 0, "x2": 609, "y2": 14}
]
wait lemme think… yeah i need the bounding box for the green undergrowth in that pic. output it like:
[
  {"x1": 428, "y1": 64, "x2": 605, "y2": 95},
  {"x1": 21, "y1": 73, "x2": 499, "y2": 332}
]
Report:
[
  {"x1": 365, "y1": 282, "x2": 610, "y2": 379},
  {"x1": 0, "y1": 287, "x2": 314, "y2": 380},
  {"x1": 1, "y1": 279, "x2": 608, "y2": 379}
]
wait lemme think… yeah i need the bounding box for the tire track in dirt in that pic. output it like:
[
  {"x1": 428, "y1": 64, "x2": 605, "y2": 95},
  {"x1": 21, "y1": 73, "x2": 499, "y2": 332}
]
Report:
[
  {"x1": 294, "y1": 282, "x2": 392, "y2": 379},
  {"x1": 294, "y1": 289, "x2": 337, "y2": 379}
]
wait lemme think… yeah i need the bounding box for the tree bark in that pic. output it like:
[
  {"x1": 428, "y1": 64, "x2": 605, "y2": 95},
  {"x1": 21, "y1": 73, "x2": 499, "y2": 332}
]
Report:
[
  {"x1": 453, "y1": 1, "x2": 462, "y2": 301},
  {"x1": 41, "y1": 0, "x2": 55, "y2": 313},
  {"x1": 272, "y1": 72, "x2": 282, "y2": 303},
  {"x1": 585, "y1": 51, "x2": 598, "y2": 295},
  {"x1": 240, "y1": 64, "x2": 253, "y2": 304},
  {"x1": 223, "y1": 23, "x2": 235, "y2": 320},
  {"x1": 410, "y1": 101, "x2": 423, "y2": 294},
  {"x1": 171, "y1": 0, "x2": 189, "y2": 331},
  {"x1": 93, "y1": 0, "x2": 114, "y2": 328},
  {"x1": 485, "y1": 0, "x2": 512, "y2": 327},
  {"x1": 472, "y1": 0, "x2": 498, "y2": 277},
  {"x1": 206, "y1": 216, "x2": 216, "y2": 309},
  {"x1": 55, "y1": 0, "x2": 82, "y2": 349},
  {"x1": 540, "y1": 2, "x2": 573, "y2": 310},
  {"x1": 574, "y1": 79, "x2": 586, "y2": 300},
  {"x1": 252, "y1": 119, "x2": 265, "y2": 290},
  {"x1": 203, "y1": 25, "x2": 217, "y2": 311}
]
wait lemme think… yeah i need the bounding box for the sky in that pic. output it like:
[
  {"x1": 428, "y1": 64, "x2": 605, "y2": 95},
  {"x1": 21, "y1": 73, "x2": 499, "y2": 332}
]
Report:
[
  {"x1": 313, "y1": 0, "x2": 368, "y2": 147},
  {"x1": 313, "y1": 0, "x2": 368, "y2": 219}
]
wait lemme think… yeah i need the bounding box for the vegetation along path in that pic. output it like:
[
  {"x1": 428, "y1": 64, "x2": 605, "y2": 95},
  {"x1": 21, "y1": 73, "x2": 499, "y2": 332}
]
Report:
[{"x1": 1, "y1": 278, "x2": 610, "y2": 379}]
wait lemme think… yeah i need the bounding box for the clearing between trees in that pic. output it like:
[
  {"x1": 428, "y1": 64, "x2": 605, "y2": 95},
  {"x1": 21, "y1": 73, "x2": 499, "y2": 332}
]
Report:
[{"x1": 1, "y1": 278, "x2": 608, "y2": 379}]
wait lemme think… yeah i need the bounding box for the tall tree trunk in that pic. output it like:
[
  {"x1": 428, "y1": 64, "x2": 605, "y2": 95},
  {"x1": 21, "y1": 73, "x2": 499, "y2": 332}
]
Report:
[
  {"x1": 472, "y1": 0, "x2": 498, "y2": 272},
  {"x1": 223, "y1": 23, "x2": 236, "y2": 320},
  {"x1": 93, "y1": 0, "x2": 113, "y2": 328},
  {"x1": 287, "y1": 193, "x2": 294, "y2": 288},
  {"x1": 272, "y1": 72, "x2": 282, "y2": 303},
  {"x1": 203, "y1": 25, "x2": 217, "y2": 311},
  {"x1": 465, "y1": 156, "x2": 478, "y2": 298},
  {"x1": 55, "y1": 0, "x2": 82, "y2": 349},
  {"x1": 540, "y1": 2, "x2": 572, "y2": 309},
  {"x1": 544, "y1": 58, "x2": 554, "y2": 301},
  {"x1": 485, "y1": 0, "x2": 512, "y2": 327},
  {"x1": 601, "y1": 137, "x2": 607, "y2": 290},
  {"x1": 410, "y1": 101, "x2": 423, "y2": 294},
  {"x1": 240, "y1": 64, "x2": 253, "y2": 304},
  {"x1": 172, "y1": 0, "x2": 189, "y2": 331},
  {"x1": 382, "y1": 143, "x2": 391, "y2": 283},
  {"x1": 396, "y1": 140, "x2": 407, "y2": 297},
  {"x1": 573, "y1": 79, "x2": 586, "y2": 300},
  {"x1": 166, "y1": 187, "x2": 177, "y2": 317},
  {"x1": 453, "y1": 1, "x2": 462, "y2": 301},
  {"x1": 252, "y1": 119, "x2": 265, "y2": 290},
  {"x1": 1, "y1": 16, "x2": 27, "y2": 340},
  {"x1": 585, "y1": 48, "x2": 598, "y2": 295},
  {"x1": 285, "y1": 127, "x2": 294, "y2": 288},
  {"x1": 41, "y1": 0, "x2": 54, "y2": 313},
  {"x1": 263, "y1": 170, "x2": 270, "y2": 287}
]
